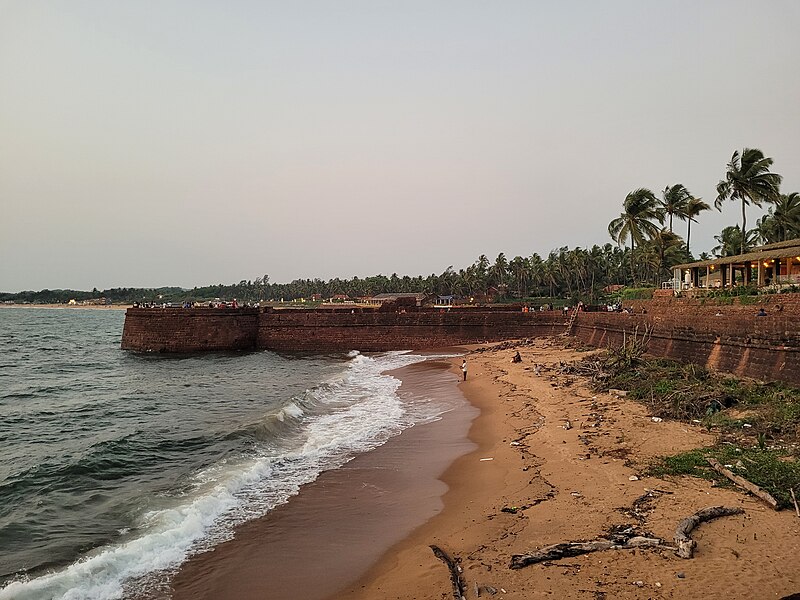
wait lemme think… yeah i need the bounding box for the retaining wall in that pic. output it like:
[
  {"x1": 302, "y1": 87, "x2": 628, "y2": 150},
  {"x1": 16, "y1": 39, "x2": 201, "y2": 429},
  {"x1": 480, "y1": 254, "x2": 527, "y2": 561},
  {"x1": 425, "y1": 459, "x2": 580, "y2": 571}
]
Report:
[
  {"x1": 121, "y1": 308, "x2": 259, "y2": 352},
  {"x1": 257, "y1": 309, "x2": 564, "y2": 351},
  {"x1": 572, "y1": 311, "x2": 800, "y2": 386},
  {"x1": 120, "y1": 301, "x2": 800, "y2": 386}
]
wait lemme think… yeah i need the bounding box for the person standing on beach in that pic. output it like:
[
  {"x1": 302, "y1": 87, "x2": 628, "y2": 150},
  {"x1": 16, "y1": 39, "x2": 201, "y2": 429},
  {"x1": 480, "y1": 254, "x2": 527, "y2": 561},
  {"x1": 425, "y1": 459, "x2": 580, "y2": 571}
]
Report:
[{"x1": 461, "y1": 359, "x2": 467, "y2": 381}]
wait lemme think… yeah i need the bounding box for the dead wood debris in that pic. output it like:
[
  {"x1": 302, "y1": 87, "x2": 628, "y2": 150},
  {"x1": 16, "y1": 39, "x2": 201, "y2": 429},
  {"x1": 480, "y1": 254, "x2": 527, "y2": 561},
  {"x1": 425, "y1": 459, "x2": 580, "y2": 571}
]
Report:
[
  {"x1": 430, "y1": 545, "x2": 466, "y2": 600},
  {"x1": 706, "y1": 458, "x2": 779, "y2": 510},
  {"x1": 510, "y1": 525, "x2": 668, "y2": 569},
  {"x1": 511, "y1": 503, "x2": 746, "y2": 569},
  {"x1": 674, "y1": 506, "x2": 745, "y2": 558}
]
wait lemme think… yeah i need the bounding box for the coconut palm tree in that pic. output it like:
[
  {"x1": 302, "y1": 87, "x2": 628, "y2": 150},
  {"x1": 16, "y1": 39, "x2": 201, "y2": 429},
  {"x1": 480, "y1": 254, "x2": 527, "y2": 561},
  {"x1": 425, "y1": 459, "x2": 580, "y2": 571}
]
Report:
[
  {"x1": 684, "y1": 196, "x2": 711, "y2": 258},
  {"x1": 608, "y1": 188, "x2": 663, "y2": 251},
  {"x1": 712, "y1": 225, "x2": 757, "y2": 258},
  {"x1": 715, "y1": 148, "x2": 782, "y2": 255},
  {"x1": 608, "y1": 188, "x2": 663, "y2": 282},
  {"x1": 773, "y1": 192, "x2": 800, "y2": 241},
  {"x1": 660, "y1": 184, "x2": 690, "y2": 232}
]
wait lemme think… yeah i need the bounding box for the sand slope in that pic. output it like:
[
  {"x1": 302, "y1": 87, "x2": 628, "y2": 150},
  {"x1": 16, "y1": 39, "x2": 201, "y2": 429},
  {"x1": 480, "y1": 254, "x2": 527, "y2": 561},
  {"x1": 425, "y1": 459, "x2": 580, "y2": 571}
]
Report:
[{"x1": 335, "y1": 339, "x2": 800, "y2": 600}]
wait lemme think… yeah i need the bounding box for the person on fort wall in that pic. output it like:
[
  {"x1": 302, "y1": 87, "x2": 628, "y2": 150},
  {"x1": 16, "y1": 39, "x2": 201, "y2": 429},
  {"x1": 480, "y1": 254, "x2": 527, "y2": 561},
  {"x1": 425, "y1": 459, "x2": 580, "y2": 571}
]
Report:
[{"x1": 461, "y1": 359, "x2": 467, "y2": 381}]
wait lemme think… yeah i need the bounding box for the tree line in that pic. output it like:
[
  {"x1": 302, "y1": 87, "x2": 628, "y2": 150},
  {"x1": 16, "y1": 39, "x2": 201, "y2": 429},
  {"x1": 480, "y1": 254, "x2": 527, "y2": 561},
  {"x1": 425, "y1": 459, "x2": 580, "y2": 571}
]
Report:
[{"x1": 3, "y1": 148, "x2": 797, "y2": 306}]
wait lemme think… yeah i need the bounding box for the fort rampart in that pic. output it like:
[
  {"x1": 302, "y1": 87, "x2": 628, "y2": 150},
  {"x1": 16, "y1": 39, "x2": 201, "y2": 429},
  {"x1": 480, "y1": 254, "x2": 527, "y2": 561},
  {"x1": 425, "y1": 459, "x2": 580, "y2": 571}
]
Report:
[
  {"x1": 121, "y1": 308, "x2": 564, "y2": 353},
  {"x1": 121, "y1": 294, "x2": 800, "y2": 386}
]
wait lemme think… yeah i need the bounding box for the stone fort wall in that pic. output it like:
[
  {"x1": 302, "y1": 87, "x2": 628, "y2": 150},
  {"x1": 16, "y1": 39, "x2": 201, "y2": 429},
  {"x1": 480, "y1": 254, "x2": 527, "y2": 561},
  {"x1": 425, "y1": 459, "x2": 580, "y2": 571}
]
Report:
[{"x1": 121, "y1": 298, "x2": 800, "y2": 386}]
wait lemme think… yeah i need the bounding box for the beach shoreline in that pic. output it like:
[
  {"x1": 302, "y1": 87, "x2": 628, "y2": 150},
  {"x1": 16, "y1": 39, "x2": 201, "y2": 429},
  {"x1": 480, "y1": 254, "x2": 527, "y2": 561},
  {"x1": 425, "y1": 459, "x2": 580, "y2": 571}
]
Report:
[
  {"x1": 168, "y1": 356, "x2": 476, "y2": 600},
  {"x1": 330, "y1": 339, "x2": 800, "y2": 600}
]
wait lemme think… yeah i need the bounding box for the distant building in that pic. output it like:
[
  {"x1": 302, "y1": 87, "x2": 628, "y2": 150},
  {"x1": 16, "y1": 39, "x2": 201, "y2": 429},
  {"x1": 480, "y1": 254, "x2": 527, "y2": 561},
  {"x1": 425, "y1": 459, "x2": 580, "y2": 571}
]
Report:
[{"x1": 364, "y1": 293, "x2": 429, "y2": 307}]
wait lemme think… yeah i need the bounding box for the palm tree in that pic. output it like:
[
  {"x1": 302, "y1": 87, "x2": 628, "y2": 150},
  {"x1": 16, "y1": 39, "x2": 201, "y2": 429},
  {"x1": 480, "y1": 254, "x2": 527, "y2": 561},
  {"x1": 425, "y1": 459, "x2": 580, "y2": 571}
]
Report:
[
  {"x1": 715, "y1": 148, "x2": 782, "y2": 255},
  {"x1": 712, "y1": 225, "x2": 757, "y2": 258},
  {"x1": 660, "y1": 184, "x2": 690, "y2": 232},
  {"x1": 684, "y1": 196, "x2": 711, "y2": 258},
  {"x1": 773, "y1": 192, "x2": 800, "y2": 241},
  {"x1": 608, "y1": 188, "x2": 663, "y2": 283},
  {"x1": 489, "y1": 253, "x2": 509, "y2": 290},
  {"x1": 608, "y1": 188, "x2": 663, "y2": 251}
]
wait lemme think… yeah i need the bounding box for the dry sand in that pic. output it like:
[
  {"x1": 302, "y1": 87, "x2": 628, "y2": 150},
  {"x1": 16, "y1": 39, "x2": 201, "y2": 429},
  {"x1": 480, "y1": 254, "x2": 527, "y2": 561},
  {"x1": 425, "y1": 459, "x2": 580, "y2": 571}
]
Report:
[{"x1": 333, "y1": 339, "x2": 800, "y2": 600}]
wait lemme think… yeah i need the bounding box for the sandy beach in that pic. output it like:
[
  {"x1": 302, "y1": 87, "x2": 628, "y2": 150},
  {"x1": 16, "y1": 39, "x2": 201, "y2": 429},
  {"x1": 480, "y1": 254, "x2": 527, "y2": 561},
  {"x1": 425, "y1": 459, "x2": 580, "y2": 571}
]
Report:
[
  {"x1": 333, "y1": 339, "x2": 800, "y2": 600},
  {"x1": 167, "y1": 339, "x2": 800, "y2": 600}
]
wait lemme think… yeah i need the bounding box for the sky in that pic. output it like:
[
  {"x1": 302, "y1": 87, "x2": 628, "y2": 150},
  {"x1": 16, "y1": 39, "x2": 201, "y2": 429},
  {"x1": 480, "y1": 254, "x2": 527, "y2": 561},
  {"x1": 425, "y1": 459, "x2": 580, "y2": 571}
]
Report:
[{"x1": 1, "y1": 1, "x2": 799, "y2": 292}]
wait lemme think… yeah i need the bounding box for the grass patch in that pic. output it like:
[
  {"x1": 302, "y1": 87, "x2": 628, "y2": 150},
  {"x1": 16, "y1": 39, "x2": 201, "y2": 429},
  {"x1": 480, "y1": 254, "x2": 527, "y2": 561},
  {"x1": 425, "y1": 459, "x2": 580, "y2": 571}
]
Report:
[
  {"x1": 649, "y1": 446, "x2": 800, "y2": 509},
  {"x1": 618, "y1": 287, "x2": 655, "y2": 300},
  {"x1": 597, "y1": 355, "x2": 800, "y2": 441}
]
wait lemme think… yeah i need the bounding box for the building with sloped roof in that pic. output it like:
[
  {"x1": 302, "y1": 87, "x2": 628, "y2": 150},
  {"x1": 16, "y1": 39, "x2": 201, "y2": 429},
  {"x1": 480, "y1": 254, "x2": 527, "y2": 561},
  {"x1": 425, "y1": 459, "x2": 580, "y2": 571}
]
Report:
[{"x1": 670, "y1": 238, "x2": 800, "y2": 292}]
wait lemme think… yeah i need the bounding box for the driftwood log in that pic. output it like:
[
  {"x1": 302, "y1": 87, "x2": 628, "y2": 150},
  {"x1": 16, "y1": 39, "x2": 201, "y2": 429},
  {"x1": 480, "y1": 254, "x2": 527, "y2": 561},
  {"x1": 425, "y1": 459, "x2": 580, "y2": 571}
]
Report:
[
  {"x1": 674, "y1": 506, "x2": 745, "y2": 559},
  {"x1": 706, "y1": 458, "x2": 780, "y2": 510},
  {"x1": 510, "y1": 527, "x2": 668, "y2": 569},
  {"x1": 430, "y1": 545, "x2": 466, "y2": 600}
]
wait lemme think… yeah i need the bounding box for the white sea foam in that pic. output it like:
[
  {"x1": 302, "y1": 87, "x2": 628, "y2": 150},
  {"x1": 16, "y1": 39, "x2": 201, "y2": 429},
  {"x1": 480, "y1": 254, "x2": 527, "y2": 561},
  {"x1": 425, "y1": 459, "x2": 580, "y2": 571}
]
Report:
[{"x1": 0, "y1": 351, "x2": 459, "y2": 600}]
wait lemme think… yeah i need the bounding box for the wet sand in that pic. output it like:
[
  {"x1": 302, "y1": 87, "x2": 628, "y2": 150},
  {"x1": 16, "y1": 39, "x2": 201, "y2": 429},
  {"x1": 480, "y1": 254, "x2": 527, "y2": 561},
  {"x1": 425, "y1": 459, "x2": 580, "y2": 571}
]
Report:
[{"x1": 170, "y1": 359, "x2": 477, "y2": 600}]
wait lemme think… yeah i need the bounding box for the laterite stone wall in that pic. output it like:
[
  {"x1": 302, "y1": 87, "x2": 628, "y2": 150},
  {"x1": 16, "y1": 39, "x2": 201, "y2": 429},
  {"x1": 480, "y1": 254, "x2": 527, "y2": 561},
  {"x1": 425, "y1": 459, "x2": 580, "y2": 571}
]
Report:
[
  {"x1": 121, "y1": 308, "x2": 259, "y2": 352},
  {"x1": 256, "y1": 309, "x2": 565, "y2": 351},
  {"x1": 572, "y1": 309, "x2": 800, "y2": 386},
  {"x1": 120, "y1": 300, "x2": 800, "y2": 386}
]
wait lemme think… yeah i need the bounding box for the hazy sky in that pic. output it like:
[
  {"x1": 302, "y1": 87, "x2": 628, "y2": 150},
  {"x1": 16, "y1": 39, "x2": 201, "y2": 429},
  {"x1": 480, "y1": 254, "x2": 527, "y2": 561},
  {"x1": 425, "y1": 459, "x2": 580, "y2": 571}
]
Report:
[{"x1": 2, "y1": 1, "x2": 799, "y2": 292}]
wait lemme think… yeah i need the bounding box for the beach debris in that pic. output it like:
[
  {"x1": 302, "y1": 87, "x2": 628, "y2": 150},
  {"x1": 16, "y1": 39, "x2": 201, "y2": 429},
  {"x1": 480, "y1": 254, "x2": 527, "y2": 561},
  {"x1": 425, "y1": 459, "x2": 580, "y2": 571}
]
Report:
[
  {"x1": 706, "y1": 458, "x2": 779, "y2": 509},
  {"x1": 629, "y1": 475, "x2": 639, "y2": 481},
  {"x1": 677, "y1": 572, "x2": 685, "y2": 579},
  {"x1": 622, "y1": 488, "x2": 671, "y2": 523},
  {"x1": 570, "y1": 491, "x2": 582, "y2": 497},
  {"x1": 651, "y1": 416, "x2": 663, "y2": 423},
  {"x1": 634, "y1": 580, "x2": 644, "y2": 587},
  {"x1": 510, "y1": 524, "x2": 671, "y2": 569},
  {"x1": 510, "y1": 441, "x2": 521, "y2": 446},
  {"x1": 790, "y1": 487, "x2": 800, "y2": 517},
  {"x1": 674, "y1": 506, "x2": 745, "y2": 559},
  {"x1": 501, "y1": 506, "x2": 519, "y2": 514},
  {"x1": 480, "y1": 457, "x2": 494, "y2": 462},
  {"x1": 563, "y1": 420, "x2": 572, "y2": 430},
  {"x1": 483, "y1": 586, "x2": 498, "y2": 595},
  {"x1": 609, "y1": 389, "x2": 628, "y2": 397},
  {"x1": 430, "y1": 545, "x2": 466, "y2": 600}
]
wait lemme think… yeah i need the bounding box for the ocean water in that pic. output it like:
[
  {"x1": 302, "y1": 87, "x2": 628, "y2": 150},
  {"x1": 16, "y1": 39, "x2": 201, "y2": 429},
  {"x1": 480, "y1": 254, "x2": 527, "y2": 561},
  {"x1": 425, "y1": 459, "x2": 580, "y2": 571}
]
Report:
[{"x1": 0, "y1": 309, "x2": 456, "y2": 600}]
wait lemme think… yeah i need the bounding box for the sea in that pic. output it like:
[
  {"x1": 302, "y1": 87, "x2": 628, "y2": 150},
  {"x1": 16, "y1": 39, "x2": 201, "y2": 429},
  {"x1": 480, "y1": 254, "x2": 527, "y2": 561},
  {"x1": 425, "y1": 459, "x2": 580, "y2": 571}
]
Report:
[{"x1": 0, "y1": 308, "x2": 458, "y2": 600}]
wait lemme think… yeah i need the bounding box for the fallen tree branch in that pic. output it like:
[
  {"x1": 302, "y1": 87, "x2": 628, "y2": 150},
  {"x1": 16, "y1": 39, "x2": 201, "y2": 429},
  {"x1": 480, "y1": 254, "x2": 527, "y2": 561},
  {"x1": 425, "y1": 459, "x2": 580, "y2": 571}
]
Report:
[
  {"x1": 430, "y1": 545, "x2": 466, "y2": 599},
  {"x1": 791, "y1": 488, "x2": 800, "y2": 518},
  {"x1": 510, "y1": 526, "x2": 669, "y2": 569},
  {"x1": 674, "y1": 505, "x2": 745, "y2": 559},
  {"x1": 706, "y1": 458, "x2": 779, "y2": 510}
]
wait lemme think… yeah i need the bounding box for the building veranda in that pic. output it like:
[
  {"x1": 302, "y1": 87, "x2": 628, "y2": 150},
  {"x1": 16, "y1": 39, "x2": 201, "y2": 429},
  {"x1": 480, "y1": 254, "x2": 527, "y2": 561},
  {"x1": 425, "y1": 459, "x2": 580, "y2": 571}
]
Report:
[{"x1": 672, "y1": 238, "x2": 800, "y2": 293}]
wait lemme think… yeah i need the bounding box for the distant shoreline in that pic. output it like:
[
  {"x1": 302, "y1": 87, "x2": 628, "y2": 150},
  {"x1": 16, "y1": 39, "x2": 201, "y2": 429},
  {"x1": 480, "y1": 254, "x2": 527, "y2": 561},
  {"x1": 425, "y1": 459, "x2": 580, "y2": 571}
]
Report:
[{"x1": 0, "y1": 304, "x2": 131, "y2": 310}]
